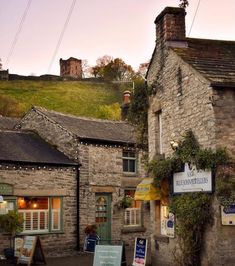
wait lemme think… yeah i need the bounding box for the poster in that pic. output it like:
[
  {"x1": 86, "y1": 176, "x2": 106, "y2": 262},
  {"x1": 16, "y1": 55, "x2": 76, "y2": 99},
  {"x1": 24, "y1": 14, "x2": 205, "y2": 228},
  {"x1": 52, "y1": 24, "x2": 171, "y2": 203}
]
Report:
[
  {"x1": 221, "y1": 205, "x2": 235, "y2": 225},
  {"x1": 18, "y1": 236, "x2": 36, "y2": 265},
  {"x1": 93, "y1": 245, "x2": 123, "y2": 266},
  {"x1": 14, "y1": 237, "x2": 24, "y2": 257},
  {"x1": 133, "y1": 238, "x2": 148, "y2": 266}
]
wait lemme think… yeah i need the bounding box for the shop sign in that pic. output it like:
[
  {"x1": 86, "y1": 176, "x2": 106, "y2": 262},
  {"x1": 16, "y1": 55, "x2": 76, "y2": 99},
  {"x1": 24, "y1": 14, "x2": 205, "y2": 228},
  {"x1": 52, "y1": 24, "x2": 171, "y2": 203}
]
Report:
[
  {"x1": 173, "y1": 163, "x2": 212, "y2": 193},
  {"x1": 0, "y1": 183, "x2": 13, "y2": 195},
  {"x1": 133, "y1": 238, "x2": 148, "y2": 266},
  {"x1": 221, "y1": 205, "x2": 235, "y2": 225},
  {"x1": 93, "y1": 245, "x2": 123, "y2": 266}
]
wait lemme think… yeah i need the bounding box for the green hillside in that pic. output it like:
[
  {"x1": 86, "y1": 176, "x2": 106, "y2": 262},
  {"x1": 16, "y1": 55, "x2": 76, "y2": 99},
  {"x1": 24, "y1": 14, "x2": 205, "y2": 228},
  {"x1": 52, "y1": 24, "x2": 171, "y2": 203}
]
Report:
[{"x1": 0, "y1": 80, "x2": 125, "y2": 120}]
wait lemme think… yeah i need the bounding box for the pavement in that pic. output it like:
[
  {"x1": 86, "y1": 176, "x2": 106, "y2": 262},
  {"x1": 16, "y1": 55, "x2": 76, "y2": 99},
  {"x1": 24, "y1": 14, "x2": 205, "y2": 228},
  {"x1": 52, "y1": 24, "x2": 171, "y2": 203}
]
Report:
[{"x1": 1, "y1": 247, "x2": 134, "y2": 266}]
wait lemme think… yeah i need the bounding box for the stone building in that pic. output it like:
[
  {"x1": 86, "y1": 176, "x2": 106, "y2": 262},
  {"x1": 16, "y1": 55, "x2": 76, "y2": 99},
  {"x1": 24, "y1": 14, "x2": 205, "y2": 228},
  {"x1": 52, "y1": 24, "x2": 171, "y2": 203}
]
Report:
[
  {"x1": 59, "y1": 57, "x2": 82, "y2": 79},
  {"x1": 0, "y1": 70, "x2": 9, "y2": 80},
  {"x1": 0, "y1": 129, "x2": 78, "y2": 257},
  {"x1": 15, "y1": 106, "x2": 151, "y2": 250},
  {"x1": 146, "y1": 6, "x2": 235, "y2": 266}
]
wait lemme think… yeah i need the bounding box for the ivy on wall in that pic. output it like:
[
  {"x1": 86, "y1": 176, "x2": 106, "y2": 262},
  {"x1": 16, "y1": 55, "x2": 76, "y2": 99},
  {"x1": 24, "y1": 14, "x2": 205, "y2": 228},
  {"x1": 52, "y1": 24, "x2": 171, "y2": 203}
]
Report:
[{"x1": 148, "y1": 130, "x2": 234, "y2": 266}]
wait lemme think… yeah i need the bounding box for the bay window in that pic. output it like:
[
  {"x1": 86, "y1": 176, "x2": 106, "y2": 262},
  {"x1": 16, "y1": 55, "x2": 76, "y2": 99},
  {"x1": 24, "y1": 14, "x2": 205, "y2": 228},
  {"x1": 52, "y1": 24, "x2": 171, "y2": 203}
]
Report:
[{"x1": 17, "y1": 197, "x2": 63, "y2": 233}]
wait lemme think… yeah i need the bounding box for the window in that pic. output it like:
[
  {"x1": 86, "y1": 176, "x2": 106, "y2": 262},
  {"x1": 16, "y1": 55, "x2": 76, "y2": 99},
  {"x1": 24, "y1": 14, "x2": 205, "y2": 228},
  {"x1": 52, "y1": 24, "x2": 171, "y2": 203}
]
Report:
[
  {"x1": 123, "y1": 190, "x2": 142, "y2": 227},
  {"x1": 122, "y1": 151, "x2": 136, "y2": 173},
  {"x1": 18, "y1": 197, "x2": 63, "y2": 233},
  {"x1": 0, "y1": 198, "x2": 15, "y2": 215}
]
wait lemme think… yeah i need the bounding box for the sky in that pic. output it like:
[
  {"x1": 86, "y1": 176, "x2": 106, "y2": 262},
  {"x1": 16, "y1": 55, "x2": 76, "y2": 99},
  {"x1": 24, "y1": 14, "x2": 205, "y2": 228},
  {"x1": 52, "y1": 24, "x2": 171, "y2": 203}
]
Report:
[{"x1": 1, "y1": 0, "x2": 235, "y2": 76}]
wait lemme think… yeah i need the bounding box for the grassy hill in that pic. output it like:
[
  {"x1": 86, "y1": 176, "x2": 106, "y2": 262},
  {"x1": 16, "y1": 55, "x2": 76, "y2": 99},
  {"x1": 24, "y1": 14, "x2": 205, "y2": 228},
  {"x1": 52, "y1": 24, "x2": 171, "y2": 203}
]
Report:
[{"x1": 0, "y1": 80, "x2": 126, "y2": 120}]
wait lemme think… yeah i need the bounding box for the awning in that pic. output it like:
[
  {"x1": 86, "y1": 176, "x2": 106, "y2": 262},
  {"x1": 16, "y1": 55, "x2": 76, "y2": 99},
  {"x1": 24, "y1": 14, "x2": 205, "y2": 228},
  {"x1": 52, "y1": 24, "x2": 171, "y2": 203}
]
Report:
[{"x1": 134, "y1": 178, "x2": 161, "y2": 201}]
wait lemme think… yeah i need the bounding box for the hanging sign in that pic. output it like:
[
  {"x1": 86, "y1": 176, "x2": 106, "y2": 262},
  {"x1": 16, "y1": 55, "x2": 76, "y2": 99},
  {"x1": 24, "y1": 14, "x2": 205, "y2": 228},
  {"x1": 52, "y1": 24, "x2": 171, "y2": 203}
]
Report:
[
  {"x1": 133, "y1": 238, "x2": 148, "y2": 266},
  {"x1": 93, "y1": 245, "x2": 123, "y2": 266},
  {"x1": 221, "y1": 205, "x2": 235, "y2": 225},
  {"x1": 17, "y1": 236, "x2": 46, "y2": 266},
  {"x1": 0, "y1": 183, "x2": 13, "y2": 195},
  {"x1": 173, "y1": 163, "x2": 212, "y2": 193}
]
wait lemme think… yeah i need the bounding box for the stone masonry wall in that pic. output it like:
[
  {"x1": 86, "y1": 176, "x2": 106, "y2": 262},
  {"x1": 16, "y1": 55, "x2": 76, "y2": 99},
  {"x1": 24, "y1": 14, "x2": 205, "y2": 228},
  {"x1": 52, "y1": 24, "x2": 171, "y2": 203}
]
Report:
[
  {"x1": 213, "y1": 88, "x2": 235, "y2": 156},
  {"x1": 18, "y1": 109, "x2": 149, "y2": 250},
  {"x1": 0, "y1": 165, "x2": 77, "y2": 257},
  {"x1": 148, "y1": 49, "x2": 216, "y2": 160},
  {"x1": 147, "y1": 48, "x2": 235, "y2": 265}
]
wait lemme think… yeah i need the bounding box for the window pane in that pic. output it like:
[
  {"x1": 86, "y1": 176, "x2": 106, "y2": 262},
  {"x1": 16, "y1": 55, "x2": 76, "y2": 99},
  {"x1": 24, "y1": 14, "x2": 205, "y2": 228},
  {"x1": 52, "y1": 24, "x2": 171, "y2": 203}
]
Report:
[
  {"x1": 51, "y1": 198, "x2": 61, "y2": 231},
  {"x1": 0, "y1": 201, "x2": 14, "y2": 215},
  {"x1": 129, "y1": 160, "x2": 136, "y2": 172},
  {"x1": 123, "y1": 159, "x2": 128, "y2": 172}
]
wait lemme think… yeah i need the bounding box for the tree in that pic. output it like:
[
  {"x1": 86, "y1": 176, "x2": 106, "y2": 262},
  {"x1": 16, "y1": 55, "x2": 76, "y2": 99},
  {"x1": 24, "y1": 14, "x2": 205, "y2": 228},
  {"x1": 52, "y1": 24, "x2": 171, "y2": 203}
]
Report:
[
  {"x1": 137, "y1": 62, "x2": 150, "y2": 79},
  {"x1": 81, "y1": 59, "x2": 91, "y2": 78},
  {"x1": 0, "y1": 58, "x2": 2, "y2": 70},
  {"x1": 179, "y1": 0, "x2": 189, "y2": 8},
  {"x1": 90, "y1": 55, "x2": 135, "y2": 81}
]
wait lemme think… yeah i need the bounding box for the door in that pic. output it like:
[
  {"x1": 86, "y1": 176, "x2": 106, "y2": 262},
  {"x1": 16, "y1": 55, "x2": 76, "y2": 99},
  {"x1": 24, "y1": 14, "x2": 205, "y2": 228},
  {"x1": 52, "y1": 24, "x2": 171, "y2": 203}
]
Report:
[{"x1": 95, "y1": 193, "x2": 112, "y2": 242}]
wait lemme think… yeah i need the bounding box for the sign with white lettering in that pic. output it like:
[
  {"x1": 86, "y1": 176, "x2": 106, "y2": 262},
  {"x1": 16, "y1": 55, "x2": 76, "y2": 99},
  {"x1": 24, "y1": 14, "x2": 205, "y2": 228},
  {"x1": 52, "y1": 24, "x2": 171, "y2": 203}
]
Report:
[
  {"x1": 93, "y1": 245, "x2": 123, "y2": 266},
  {"x1": 133, "y1": 238, "x2": 148, "y2": 266},
  {"x1": 173, "y1": 163, "x2": 212, "y2": 193},
  {"x1": 221, "y1": 205, "x2": 235, "y2": 225}
]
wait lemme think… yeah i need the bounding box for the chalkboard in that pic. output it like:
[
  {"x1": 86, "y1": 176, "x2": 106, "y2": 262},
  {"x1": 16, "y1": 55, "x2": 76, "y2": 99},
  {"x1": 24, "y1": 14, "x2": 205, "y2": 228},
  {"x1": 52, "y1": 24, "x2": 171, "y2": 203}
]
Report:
[
  {"x1": 133, "y1": 238, "x2": 148, "y2": 266},
  {"x1": 93, "y1": 245, "x2": 123, "y2": 266},
  {"x1": 17, "y1": 236, "x2": 46, "y2": 266}
]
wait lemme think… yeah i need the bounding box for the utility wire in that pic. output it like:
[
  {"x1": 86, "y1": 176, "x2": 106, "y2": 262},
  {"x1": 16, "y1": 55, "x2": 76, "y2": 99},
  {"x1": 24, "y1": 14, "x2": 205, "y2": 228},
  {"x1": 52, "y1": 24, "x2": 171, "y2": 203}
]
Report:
[
  {"x1": 5, "y1": 0, "x2": 33, "y2": 68},
  {"x1": 47, "y1": 0, "x2": 77, "y2": 74},
  {"x1": 188, "y1": 0, "x2": 201, "y2": 36}
]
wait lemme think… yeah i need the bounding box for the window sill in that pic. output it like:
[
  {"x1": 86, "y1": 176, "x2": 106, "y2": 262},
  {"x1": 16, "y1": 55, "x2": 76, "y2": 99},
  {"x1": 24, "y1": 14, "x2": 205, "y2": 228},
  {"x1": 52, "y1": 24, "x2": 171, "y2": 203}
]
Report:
[
  {"x1": 121, "y1": 226, "x2": 146, "y2": 234},
  {"x1": 18, "y1": 230, "x2": 64, "y2": 236},
  {"x1": 154, "y1": 234, "x2": 169, "y2": 243},
  {"x1": 123, "y1": 172, "x2": 138, "y2": 177}
]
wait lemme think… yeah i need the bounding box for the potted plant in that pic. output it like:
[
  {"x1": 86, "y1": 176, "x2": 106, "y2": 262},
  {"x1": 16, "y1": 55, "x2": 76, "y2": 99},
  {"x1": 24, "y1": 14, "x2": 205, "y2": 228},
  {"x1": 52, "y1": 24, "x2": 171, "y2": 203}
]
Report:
[
  {"x1": 0, "y1": 210, "x2": 24, "y2": 259},
  {"x1": 120, "y1": 195, "x2": 133, "y2": 209}
]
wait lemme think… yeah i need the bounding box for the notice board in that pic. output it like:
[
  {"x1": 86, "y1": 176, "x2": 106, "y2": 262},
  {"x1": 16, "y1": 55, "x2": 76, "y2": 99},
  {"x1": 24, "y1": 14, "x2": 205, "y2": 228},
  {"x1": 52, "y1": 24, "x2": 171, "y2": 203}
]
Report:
[
  {"x1": 133, "y1": 238, "x2": 148, "y2": 266},
  {"x1": 93, "y1": 245, "x2": 123, "y2": 266},
  {"x1": 17, "y1": 236, "x2": 46, "y2": 266}
]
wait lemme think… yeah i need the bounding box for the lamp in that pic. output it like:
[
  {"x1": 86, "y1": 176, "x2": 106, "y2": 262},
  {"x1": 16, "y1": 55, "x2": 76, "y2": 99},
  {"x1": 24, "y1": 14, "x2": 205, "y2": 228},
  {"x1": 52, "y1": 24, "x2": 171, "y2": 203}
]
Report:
[{"x1": 0, "y1": 195, "x2": 4, "y2": 203}]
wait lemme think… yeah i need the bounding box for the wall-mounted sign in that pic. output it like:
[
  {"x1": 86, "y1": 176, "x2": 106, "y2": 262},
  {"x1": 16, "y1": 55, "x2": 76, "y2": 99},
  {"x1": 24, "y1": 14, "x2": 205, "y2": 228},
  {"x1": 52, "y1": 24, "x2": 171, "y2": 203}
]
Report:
[
  {"x1": 133, "y1": 238, "x2": 148, "y2": 266},
  {"x1": 221, "y1": 205, "x2": 235, "y2": 225},
  {"x1": 0, "y1": 183, "x2": 13, "y2": 195},
  {"x1": 93, "y1": 245, "x2": 123, "y2": 266},
  {"x1": 173, "y1": 163, "x2": 212, "y2": 193}
]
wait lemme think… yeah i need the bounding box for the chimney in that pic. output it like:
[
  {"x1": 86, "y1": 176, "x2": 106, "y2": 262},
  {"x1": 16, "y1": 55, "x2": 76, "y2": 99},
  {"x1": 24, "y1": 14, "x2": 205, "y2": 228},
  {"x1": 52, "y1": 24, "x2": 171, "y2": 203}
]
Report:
[
  {"x1": 121, "y1": 90, "x2": 131, "y2": 120},
  {"x1": 155, "y1": 7, "x2": 186, "y2": 47}
]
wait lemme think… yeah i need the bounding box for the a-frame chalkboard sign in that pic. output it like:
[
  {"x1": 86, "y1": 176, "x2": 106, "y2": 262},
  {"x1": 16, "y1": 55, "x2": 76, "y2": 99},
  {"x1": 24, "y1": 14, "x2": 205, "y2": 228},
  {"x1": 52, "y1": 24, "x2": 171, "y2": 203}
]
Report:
[{"x1": 17, "y1": 236, "x2": 46, "y2": 266}]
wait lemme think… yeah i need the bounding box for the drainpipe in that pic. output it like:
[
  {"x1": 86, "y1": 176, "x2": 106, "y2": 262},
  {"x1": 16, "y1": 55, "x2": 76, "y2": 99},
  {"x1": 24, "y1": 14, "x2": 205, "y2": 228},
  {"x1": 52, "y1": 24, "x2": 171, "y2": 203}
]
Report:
[{"x1": 76, "y1": 165, "x2": 81, "y2": 250}]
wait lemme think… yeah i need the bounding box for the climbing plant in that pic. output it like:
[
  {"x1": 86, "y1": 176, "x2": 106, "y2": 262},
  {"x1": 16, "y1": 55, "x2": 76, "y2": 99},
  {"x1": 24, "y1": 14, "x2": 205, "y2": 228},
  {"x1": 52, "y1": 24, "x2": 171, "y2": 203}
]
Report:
[{"x1": 148, "y1": 130, "x2": 234, "y2": 266}]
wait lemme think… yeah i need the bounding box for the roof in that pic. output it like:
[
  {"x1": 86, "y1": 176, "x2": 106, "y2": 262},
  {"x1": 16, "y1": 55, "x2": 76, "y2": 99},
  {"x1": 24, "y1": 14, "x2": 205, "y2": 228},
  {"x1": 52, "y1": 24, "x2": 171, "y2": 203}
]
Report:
[
  {"x1": 0, "y1": 116, "x2": 20, "y2": 130},
  {"x1": 171, "y1": 38, "x2": 235, "y2": 87},
  {"x1": 33, "y1": 107, "x2": 136, "y2": 144},
  {"x1": 0, "y1": 130, "x2": 77, "y2": 165}
]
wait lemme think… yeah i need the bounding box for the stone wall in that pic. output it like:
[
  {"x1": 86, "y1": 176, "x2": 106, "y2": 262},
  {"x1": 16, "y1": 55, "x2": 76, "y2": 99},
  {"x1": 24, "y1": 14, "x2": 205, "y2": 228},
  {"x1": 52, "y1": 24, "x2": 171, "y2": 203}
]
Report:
[
  {"x1": 147, "y1": 48, "x2": 235, "y2": 265},
  {"x1": 18, "y1": 107, "x2": 149, "y2": 250},
  {"x1": 213, "y1": 88, "x2": 235, "y2": 156},
  {"x1": 148, "y1": 49, "x2": 216, "y2": 160},
  {"x1": 0, "y1": 165, "x2": 77, "y2": 257}
]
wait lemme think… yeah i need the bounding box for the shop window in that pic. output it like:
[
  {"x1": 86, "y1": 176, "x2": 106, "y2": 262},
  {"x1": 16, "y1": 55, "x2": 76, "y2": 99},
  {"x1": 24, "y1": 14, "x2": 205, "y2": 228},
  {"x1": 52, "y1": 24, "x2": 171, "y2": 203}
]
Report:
[
  {"x1": 17, "y1": 197, "x2": 63, "y2": 234},
  {"x1": 122, "y1": 151, "x2": 136, "y2": 174},
  {"x1": 123, "y1": 190, "x2": 142, "y2": 227},
  {"x1": 0, "y1": 198, "x2": 15, "y2": 215}
]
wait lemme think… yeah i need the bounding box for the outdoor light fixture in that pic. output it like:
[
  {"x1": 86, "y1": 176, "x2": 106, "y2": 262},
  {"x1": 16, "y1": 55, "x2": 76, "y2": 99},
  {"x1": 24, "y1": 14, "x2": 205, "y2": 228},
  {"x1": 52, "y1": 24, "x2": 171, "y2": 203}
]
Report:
[
  {"x1": 0, "y1": 195, "x2": 4, "y2": 203},
  {"x1": 170, "y1": 140, "x2": 179, "y2": 150}
]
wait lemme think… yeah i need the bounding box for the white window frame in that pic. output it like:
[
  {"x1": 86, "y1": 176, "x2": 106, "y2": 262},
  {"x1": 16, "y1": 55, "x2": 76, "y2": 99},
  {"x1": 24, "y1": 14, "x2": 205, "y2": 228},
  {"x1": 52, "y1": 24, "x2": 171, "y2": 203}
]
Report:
[
  {"x1": 18, "y1": 196, "x2": 63, "y2": 234},
  {"x1": 124, "y1": 207, "x2": 141, "y2": 227}
]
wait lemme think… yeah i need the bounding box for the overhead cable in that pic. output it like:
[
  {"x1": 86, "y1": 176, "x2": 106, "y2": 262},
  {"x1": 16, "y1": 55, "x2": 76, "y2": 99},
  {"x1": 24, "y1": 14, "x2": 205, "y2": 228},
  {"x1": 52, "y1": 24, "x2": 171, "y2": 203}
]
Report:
[
  {"x1": 5, "y1": 0, "x2": 33, "y2": 67},
  {"x1": 47, "y1": 0, "x2": 77, "y2": 74},
  {"x1": 188, "y1": 0, "x2": 201, "y2": 36}
]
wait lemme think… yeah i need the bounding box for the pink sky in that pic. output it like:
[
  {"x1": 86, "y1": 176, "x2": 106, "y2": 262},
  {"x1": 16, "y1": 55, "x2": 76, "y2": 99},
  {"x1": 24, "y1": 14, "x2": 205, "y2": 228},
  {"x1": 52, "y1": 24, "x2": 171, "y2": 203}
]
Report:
[{"x1": 1, "y1": 0, "x2": 235, "y2": 76}]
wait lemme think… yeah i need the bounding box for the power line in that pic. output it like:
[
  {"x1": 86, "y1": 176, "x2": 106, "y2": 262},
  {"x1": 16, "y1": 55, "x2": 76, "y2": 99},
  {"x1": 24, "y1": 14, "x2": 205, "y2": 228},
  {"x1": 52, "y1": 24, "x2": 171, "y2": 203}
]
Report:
[
  {"x1": 5, "y1": 0, "x2": 33, "y2": 68},
  {"x1": 47, "y1": 0, "x2": 77, "y2": 74},
  {"x1": 188, "y1": 0, "x2": 201, "y2": 36}
]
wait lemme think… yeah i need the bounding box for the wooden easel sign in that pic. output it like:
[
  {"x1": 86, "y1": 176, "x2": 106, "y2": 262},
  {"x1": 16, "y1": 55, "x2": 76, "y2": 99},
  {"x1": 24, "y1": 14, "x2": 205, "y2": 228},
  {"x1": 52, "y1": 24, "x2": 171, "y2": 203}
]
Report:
[{"x1": 17, "y1": 236, "x2": 46, "y2": 265}]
